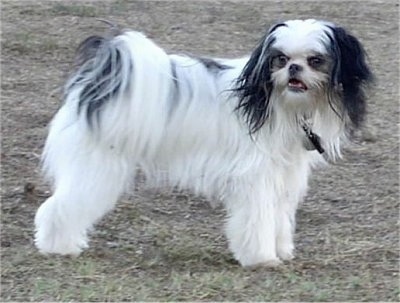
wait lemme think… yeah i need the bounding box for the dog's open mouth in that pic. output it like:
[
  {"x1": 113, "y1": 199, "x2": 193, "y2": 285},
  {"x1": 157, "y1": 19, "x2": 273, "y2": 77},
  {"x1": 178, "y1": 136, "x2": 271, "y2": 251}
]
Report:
[{"x1": 288, "y1": 78, "x2": 308, "y2": 92}]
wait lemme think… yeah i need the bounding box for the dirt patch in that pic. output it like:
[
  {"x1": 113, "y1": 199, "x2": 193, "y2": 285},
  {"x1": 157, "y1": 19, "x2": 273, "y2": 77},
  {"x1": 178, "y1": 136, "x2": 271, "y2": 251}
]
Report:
[{"x1": 1, "y1": 1, "x2": 399, "y2": 301}]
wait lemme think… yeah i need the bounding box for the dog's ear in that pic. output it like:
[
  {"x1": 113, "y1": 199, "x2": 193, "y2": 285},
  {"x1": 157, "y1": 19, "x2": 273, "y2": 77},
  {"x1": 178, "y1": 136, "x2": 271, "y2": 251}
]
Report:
[
  {"x1": 235, "y1": 23, "x2": 287, "y2": 134},
  {"x1": 328, "y1": 26, "x2": 374, "y2": 129}
]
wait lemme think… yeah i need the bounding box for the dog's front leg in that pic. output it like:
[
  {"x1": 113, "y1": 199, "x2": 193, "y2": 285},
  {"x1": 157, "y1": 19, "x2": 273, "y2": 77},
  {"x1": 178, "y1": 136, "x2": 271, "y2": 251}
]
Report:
[
  {"x1": 275, "y1": 160, "x2": 310, "y2": 261},
  {"x1": 225, "y1": 178, "x2": 281, "y2": 268}
]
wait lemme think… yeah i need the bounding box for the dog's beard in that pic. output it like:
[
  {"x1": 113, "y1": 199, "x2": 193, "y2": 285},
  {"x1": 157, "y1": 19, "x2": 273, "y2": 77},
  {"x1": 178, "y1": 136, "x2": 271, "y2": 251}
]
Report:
[{"x1": 270, "y1": 67, "x2": 331, "y2": 114}]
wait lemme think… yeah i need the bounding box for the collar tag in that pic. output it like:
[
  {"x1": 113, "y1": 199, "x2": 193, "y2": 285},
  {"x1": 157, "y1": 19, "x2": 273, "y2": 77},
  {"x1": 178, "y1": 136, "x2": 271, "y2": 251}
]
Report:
[{"x1": 301, "y1": 124, "x2": 325, "y2": 154}]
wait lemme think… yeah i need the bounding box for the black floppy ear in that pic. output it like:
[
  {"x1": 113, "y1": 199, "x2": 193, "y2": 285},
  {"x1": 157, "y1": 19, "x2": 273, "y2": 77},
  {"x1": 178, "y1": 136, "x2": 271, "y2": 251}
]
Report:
[
  {"x1": 235, "y1": 23, "x2": 287, "y2": 134},
  {"x1": 328, "y1": 26, "x2": 374, "y2": 129}
]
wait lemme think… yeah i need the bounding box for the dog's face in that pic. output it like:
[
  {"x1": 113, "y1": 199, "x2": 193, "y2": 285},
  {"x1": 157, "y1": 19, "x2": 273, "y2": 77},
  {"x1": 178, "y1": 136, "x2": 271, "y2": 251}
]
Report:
[
  {"x1": 268, "y1": 20, "x2": 334, "y2": 103},
  {"x1": 235, "y1": 19, "x2": 373, "y2": 133}
]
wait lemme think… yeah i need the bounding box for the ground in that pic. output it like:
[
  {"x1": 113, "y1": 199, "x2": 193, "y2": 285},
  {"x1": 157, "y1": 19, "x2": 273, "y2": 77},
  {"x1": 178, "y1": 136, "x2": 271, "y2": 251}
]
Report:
[{"x1": 1, "y1": 1, "x2": 399, "y2": 301}]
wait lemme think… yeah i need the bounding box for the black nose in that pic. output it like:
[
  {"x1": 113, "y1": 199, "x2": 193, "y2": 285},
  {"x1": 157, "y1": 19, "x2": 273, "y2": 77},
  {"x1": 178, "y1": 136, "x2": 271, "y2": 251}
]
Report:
[{"x1": 289, "y1": 64, "x2": 303, "y2": 76}]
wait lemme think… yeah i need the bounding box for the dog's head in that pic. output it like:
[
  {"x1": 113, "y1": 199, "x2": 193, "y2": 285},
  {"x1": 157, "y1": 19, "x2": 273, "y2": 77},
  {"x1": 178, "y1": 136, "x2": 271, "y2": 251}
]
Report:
[{"x1": 236, "y1": 19, "x2": 373, "y2": 134}]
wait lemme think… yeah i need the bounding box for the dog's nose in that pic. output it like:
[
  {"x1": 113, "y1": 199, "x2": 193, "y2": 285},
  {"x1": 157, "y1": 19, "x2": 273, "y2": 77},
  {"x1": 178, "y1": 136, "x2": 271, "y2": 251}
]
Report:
[{"x1": 289, "y1": 64, "x2": 303, "y2": 76}]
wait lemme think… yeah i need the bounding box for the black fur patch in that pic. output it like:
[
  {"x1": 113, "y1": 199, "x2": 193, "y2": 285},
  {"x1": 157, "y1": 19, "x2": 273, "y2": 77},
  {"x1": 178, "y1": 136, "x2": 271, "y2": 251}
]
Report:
[
  {"x1": 168, "y1": 59, "x2": 180, "y2": 117},
  {"x1": 196, "y1": 56, "x2": 232, "y2": 72},
  {"x1": 66, "y1": 34, "x2": 129, "y2": 127},
  {"x1": 80, "y1": 47, "x2": 123, "y2": 125},
  {"x1": 234, "y1": 23, "x2": 287, "y2": 133},
  {"x1": 168, "y1": 58, "x2": 195, "y2": 114},
  {"x1": 327, "y1": 26, "x2": 374, "y2": 130},
  {"x1": 74, "y1": 35, "x2": 105, "y2": 67},
  {"x1": 170, "y1": 59, "x2": 179, "y2": 94},
  {"x1": 234, "y1": 37, "x2": 276, "y2": 133}
]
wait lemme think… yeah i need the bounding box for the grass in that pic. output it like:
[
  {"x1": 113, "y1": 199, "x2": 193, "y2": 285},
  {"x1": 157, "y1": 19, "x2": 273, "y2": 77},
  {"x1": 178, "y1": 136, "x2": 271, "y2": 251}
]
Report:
[
  {"x1": 1, "y1": 1, "x2": 399, "y2": 302},
  {"x1": 49, "y1": 3, "x2": 98, "y2": 17},
  {"x1": 2, "y1": 32, "x2": 61, "y2": 55},
  {"x1": 2, "y1": 228, "x2": 396, "y2": 302}
]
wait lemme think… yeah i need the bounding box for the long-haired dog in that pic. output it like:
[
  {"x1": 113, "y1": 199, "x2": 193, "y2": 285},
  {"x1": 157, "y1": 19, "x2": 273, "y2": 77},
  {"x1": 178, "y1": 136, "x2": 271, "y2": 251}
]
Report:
[{"x1": 35, "y1": 19, "x2": 373, "y2": 267}]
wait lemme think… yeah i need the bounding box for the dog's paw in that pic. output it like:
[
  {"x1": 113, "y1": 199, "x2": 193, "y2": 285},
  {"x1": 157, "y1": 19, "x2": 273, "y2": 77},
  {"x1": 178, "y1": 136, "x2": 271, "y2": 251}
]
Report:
[
  {"x1": 276, "y1": 237, "x2": 295, "y2": 261},
  {"x1": 277, "y1": 244, "x2": 295, "y2": 261},
  {"x1": 277, "y1": 250, "x2": 295, "y2": 261},
  {"x1": 34, "y1": 231, "x2": 87, "y2": 256},
  {"x1": 34, "y1": 196, "x2": 88, "y2": 256}
]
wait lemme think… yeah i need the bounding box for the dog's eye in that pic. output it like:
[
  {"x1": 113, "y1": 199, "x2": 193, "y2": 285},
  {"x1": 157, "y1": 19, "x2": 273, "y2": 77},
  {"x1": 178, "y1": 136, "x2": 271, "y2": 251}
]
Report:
[
  {"x1": 308, "y1": 56, "x2": 325, "y2": 68},
  {"x1": 275, "y1": 55, "x2": 288, "y2": 68}
]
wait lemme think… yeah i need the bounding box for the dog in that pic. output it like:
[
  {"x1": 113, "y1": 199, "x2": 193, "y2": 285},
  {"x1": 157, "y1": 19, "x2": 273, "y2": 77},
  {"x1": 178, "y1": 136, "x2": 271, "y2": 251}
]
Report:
[{"x1": 34, "y1": 19, "x2": 373, "y2": 267}]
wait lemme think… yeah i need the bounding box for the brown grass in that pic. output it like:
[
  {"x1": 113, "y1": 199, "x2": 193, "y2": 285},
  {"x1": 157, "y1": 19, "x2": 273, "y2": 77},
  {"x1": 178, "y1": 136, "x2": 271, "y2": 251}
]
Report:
[{"x1": 1, "y1": 1, "x2": 399, "y2": 301}]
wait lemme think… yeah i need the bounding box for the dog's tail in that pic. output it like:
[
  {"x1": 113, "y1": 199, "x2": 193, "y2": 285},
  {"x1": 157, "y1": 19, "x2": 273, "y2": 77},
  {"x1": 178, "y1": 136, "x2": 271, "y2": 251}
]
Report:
[
  {"x1": 66, "y1": 33, "x2": 132, "y2": 127},
  {"x1": 63, "y1": 30, "x2": 172, "y2": 129}
]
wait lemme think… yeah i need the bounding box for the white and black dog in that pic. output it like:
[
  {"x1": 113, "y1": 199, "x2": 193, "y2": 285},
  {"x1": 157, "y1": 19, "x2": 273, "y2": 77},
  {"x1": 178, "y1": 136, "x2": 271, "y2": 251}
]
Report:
[{"x1": 35, "y1": 19, "x2": 373, "y2": 267}]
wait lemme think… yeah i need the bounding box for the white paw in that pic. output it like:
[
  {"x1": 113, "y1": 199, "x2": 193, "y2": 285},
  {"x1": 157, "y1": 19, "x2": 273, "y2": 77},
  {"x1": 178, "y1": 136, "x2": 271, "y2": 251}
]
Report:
[
  {"x1": 35, "y1": 233, "x2": 87, "y2": 256},
  {"x1": 34, "y1": 196, "x2": 88, "y2": 255},
  {"x1": 235, "y1": 250, "x2": 283, "y2": 268},
  {"x1": 277, "y1": 244, "x2": 295, "y2": 261}
]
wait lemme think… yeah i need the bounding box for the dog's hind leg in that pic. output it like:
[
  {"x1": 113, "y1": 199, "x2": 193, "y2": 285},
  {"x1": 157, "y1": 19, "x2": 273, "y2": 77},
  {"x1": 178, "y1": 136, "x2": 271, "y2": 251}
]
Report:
[{"x1": 34, "y1": 112, "x2": 132, "y2": 255}]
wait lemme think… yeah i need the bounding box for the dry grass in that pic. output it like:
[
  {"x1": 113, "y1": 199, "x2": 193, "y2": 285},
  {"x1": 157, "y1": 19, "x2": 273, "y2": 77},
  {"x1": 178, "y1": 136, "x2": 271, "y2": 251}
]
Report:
[{"x1": 1, "y1": 1, "x2": 399, "y2": 302}]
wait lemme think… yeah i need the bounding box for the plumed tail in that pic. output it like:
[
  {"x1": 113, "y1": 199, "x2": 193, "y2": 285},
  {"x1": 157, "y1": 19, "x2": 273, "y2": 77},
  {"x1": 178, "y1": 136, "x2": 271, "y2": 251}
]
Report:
[{"x1": 65, "y1": 33, "x2": 134, "y2": 127}]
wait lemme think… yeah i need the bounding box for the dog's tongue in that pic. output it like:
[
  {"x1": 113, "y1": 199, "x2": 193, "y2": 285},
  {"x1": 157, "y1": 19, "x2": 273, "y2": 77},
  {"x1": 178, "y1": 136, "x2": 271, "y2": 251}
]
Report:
[{"x1": 289, "y1": 79, "x2": 307, "y2": 90}]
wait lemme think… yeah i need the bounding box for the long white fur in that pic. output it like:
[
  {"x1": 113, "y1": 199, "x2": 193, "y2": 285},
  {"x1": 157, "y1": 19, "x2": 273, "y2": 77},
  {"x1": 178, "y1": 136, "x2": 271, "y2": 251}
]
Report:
[{"x1": 35, "y1": 21, "x2": 346, "y2": 267}]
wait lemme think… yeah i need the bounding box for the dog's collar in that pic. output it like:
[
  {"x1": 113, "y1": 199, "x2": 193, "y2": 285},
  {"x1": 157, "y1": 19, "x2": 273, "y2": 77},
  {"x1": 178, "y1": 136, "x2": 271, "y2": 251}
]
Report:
[{"x1": 301, "y1": 121, "x2": 325, "y2": 154}]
